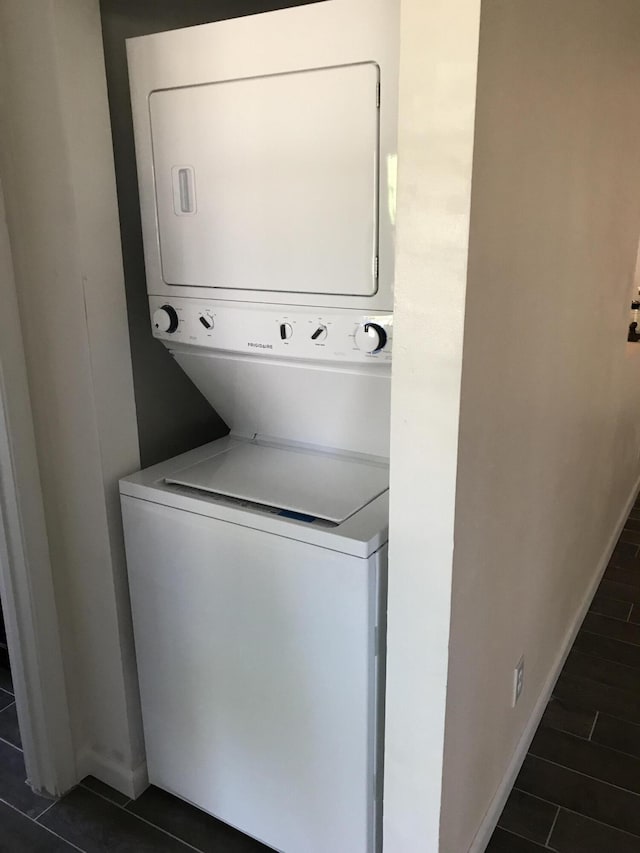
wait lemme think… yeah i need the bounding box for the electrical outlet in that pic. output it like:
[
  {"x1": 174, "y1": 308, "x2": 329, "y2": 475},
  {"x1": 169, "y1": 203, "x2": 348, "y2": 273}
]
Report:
[{"x1": 513, "y1": 656, "x2": 525, "y2": 707}]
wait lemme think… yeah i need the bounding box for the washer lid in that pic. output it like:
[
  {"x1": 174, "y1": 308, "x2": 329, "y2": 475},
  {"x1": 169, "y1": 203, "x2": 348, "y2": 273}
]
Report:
[{"x1": 164, "y1": 442, "x2": 388, "y2": 524}]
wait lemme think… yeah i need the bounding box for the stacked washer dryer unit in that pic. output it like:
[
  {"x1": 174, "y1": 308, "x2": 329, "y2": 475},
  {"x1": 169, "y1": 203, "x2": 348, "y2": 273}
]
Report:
[{"x1": 120, "y1": 2, "x2": 398, "y2": 851}]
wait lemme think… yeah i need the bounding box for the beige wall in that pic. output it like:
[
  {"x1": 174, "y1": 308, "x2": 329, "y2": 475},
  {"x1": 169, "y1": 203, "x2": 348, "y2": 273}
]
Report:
[
  {"x1": 441, "y1": 2, "x2": 640, "y2": 850},
  {"x1": 0, "y1": 0, "x2": 144, "y2": 795},
  {"x1": 384, "y1": 0, "x2": 481, "y2": 849}
]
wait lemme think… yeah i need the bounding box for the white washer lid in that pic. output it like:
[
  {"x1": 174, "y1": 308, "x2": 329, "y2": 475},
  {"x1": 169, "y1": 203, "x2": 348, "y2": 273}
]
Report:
[{"x1": 164, "y1": 442, "x2": 388, "y2": 524}]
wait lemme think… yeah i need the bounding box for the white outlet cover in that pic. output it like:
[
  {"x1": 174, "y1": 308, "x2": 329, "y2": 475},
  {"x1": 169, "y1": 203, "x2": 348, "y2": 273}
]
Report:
[{"x1": 513, "y1": 656, "x2": 525, "y2": 707}]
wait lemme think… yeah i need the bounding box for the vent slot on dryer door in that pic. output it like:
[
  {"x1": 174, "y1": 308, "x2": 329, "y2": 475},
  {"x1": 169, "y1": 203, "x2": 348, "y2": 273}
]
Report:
[{"x1": 149, "y1": 62, "x2": 380, "y2": 297}]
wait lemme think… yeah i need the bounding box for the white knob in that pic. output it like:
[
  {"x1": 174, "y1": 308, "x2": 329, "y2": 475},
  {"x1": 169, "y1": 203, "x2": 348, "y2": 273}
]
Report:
[
  {"x1": 152, "y1": 305, "x2": 179, "y2": 334},
  {"x1": 280, "y1": 323, "x2": 293, "y2": 340},
  {"x1": 198, "y1": 312, "x2": 214, "y2": 332},
  {"x1": 355, "y1": 322, "x2": 387, "y2": 354},
  {"x1": 311, "y1": 325, "x2": 328, "y2": 342}
]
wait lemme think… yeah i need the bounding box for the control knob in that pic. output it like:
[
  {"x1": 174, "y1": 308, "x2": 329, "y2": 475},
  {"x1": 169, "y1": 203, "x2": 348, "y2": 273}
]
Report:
[
  {"x1": 355, "y1": 322, "x2": 387, "y2": 354},
  {"x1": 311, "y1": 325, "x2": 328, "y2": 342},
  {"x1": 152, "y1": 305, "x2": 179, "y2": 334},
  {"x1": 199, "y1": 312, "x2": 214, "y2": 331}
]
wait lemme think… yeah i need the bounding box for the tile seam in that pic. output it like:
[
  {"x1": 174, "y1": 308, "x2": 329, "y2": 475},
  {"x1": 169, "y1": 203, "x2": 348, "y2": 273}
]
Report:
[
  {"x1": 589, "y1": 604, "x2": 635, "y2": 623},
  {"x1": 540, "y1": 801, "x2": 640, "y2": 844},
  {"x1": 588, "y1": 710, "x2": 599, "y2": 741},
  {"x1": 579, "y1": 626, "x2": 640, "y2": 648},
  {"x1": 34, "y1": 798, "x2": 59, "y2": 821},
  {"x1": 525, "y1": 753, "x2": 640, "y2": 799},
  {"x1": 65, "y1": 785, "x2": 206, "y2": 853},
  {"x1": 0, "y1": 794, "x2": 86, "y2": 852},
  {"x1": 544, "y1": 805, "x2": 560, "y2": 848},
  {"x1": 0, "y1": 732, "x2": 23, "y2": 753},
  {"x1": 493, "y1": 825, "x2": 549, "y2": 850},
  {"x1": 79, "y1": 781, "x2": 128, "y2": 809},
  {"x1": 566, "y1": 649, "x2": 640, "y2": 676}
]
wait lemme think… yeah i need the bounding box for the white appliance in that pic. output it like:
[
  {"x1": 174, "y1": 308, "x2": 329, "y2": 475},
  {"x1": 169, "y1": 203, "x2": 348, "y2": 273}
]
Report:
[
  {"x1": 120, "y1": 305, "x2": 391, "y2": 852},
  {"x1": 121, "y1": 2, "x2": 398, "y2": 851},
  {"x1": 121, "y1": 437, "x2": 388, "y2": 853},
  {"x1": 126, "y1": 0, "x2": 399, "y2": 312}
]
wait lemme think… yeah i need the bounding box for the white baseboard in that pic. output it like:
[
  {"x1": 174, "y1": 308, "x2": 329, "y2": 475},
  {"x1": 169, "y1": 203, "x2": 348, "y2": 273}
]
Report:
[
  {"x1": 77, "y1": 748, "x2": 148, "y2": 800},
  {"x1": 467, "y1": 473, "x2": 640, "y2": 853}
]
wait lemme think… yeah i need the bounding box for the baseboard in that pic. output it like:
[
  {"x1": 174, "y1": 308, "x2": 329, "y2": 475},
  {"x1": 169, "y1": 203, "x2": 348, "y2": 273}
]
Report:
[
  {"x1": 77, "y1": 748, "x2": 148, "y2": 800},
  {"x1": 467, "y1": 473, "x2": 640, "y2": 853}
]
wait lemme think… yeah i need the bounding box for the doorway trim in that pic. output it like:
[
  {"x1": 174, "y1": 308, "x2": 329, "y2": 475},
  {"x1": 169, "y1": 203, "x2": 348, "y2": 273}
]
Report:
[{"x1": 0, "y1": 181, "x2": 76, "y2": 797}]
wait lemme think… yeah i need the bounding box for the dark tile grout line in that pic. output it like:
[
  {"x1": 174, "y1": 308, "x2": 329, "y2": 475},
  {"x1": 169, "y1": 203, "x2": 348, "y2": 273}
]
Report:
[
  {"x1": 599, "y1": 582, "x2": 640, "y2": 602},
  {"x1": 568, "y1": 648, "x2": 640, "y2": 676},
  {"x1": 494, "y1": 824, "x2": 555, "y2": 851},
  {"x1": 0, "y1": 721, "x2": 248, "y2": 853},
  {"x1": 510, "y1": 786, "x2": 640, "y2": 844},
  {"x1": 544, "y1": 721, "x2": 590, "y2": 742},
  {"x1": 34, "y1": 798, "x2": 59, "y2": 821},
  {"x1": 588, "y1": 709, "x2": 640, "y2": 732},
  {"x1": 79, "y1": 780, "x2": 131, "y2": 809},
  {"x1": 580, "y1": 627, "x2": 640, "y2": 651},
  {"x1": 544, "y1": 707, "x2": 640, "y2": 761},
  {"x1": 0, "y1": 794, "x2": 87, "y2": 853},
  {"x1": 590, "y1": 597, "x2": 637, "y2": 618},
  {"x1": 572, "y1": 650, "x2": 640, "y2": 674},
  {"x1": 552, "y1": 673, "x2": 640, "y2": 725},
  {"x1": 544, "y1": 805, "x2": 560, "y2": 849},
  {"x1": 0, "y1": 698, "x2": 15, "y2": 715},
  {"x1": 527, "y1": 751, "x2": 640, "y2": 798},
  {"x1": 72, "y1": 781, "x2": 205, "y2": 853},
  {"x1": 0, "y1": 700, "x2": 23, "y2": 754},
  {"x1": 0, "y1": 725, "x2": 207, "y2": 853},
  {"x1": 590, "y1": 607, "x2": 633, "y2": 623},
  {"x1": 0, "y1": 731, "x2": 22, "y2": 753},
  {"x1": 589, "y1": 730, "x2": 640, "y2": 762}
]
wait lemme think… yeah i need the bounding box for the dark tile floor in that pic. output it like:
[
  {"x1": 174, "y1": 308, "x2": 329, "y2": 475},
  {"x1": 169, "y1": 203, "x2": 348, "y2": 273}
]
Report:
[
  {"x1": 0, "y1": 665, "x2": 272, "y2": 852},
  {"x1": 487, "y1": 497, "x2": 640, "y2": 852}
]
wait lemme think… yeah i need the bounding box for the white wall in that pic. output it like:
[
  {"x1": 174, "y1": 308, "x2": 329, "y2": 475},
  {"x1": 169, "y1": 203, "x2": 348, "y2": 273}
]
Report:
[
  {"x1": 441, "y1": 2, "x2": 640, "y2": 850},
  {"x1": 383, "y1": 0, "x2": 481, "y2": 849},
  {"x1": 0, "y1": 0, "x2": 144, "y2": 795}
]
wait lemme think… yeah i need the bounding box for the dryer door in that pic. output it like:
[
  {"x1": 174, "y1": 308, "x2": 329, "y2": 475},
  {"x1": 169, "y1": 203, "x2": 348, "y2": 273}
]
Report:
[{"x1": 149, "y1": 62, "x2": 380, "y2": 296}]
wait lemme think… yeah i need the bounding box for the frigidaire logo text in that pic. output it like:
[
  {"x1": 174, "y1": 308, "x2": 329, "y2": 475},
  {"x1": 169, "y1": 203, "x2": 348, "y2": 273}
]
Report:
[{"x1": 247, "y1": 342, "x2": 274, "y2": 350}]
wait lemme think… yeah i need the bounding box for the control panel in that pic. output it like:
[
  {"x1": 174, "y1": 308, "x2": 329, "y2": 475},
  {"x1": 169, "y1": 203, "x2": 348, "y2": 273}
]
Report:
[{"x1": 149, "y1": 296, "x2": 393, "y2": 365}]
